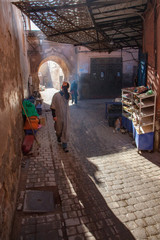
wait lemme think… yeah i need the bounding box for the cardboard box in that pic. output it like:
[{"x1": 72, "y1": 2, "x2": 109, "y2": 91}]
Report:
[{"x1": 39, "y1": 117, "x2": 45, "y2": 126}]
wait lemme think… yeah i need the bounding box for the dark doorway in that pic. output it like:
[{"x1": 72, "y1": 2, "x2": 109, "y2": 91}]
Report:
[{"x1": 90, "y1": 58, "x2": 122, "y2": 98}]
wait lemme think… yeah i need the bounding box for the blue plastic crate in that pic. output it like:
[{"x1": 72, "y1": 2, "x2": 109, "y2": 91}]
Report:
[
  {"x1": 135, "y1": 131, "x2": 154, "y2": 151},
  {"x1": 122, "y1": 116, "x2": 132, "y2": 132},
  {"x1": 122, "y1": 115, "x2": 127, "y2": 129},
  {"x1": 25, "y1": 129, "x2": 37, "y2": 135},
  {"x1": 132, "y1": 122, "x2": 136, "y2": 139}
]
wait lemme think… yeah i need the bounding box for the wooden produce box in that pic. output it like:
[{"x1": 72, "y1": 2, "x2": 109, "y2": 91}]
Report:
[{"x1": 39, "y1": 117, "x2": 45, "y2": 126}]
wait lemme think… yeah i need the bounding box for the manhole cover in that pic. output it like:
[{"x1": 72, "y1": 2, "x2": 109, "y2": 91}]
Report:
[{"x1": 23, "y1": 190, "x2": 55, "y2": 212}]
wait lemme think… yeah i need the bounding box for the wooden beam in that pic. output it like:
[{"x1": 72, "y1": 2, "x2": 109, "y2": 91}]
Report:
[
  {"x1": 48, "y1": 27, "x2": 95, "y2": 37},
  {"x1": 92, "y1": 4, "x2": 146, "y2": 17}
]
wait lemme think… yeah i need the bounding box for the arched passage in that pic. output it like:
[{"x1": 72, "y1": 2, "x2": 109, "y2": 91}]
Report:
[
  {"x1": 38, "y1": 61, "x2": 64, "y2": 90},
  {"x1": 35, "y1": 54, "x2": 73, "y2": 104},
  {"x1": 30, "y1": 52, "x2": 73, "y2": 92},
  {"x1": 38, "y1": 55, "x2": 71, "y2": 85}
]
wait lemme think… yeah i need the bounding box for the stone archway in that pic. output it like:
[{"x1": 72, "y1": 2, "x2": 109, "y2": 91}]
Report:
[
  {"x1": 31, "y1": 54, "x2": 72, "y2": 91},
  {"x1": 28, "y1": 41, "x2": 76, "y2": 93},
  {"x1": 38, "y1": 55, "x2": 71, "y2": 82}
]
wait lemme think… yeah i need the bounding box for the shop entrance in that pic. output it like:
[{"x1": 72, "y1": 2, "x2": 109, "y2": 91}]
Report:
[{"x1": 90, "y1": 58, "x2": 122, "y2": 98}]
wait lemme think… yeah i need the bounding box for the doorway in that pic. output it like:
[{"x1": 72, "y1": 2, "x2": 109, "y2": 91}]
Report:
[{"x1": 90, "y1": 58, "x2": 122, "y2": 98}]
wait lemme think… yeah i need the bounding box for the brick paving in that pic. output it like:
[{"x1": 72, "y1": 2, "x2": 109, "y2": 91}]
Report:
[{"x1": 12, "y1": 89, "x2": 160, "y2": 240}]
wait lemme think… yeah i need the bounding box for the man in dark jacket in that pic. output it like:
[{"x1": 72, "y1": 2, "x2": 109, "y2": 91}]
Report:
[{"x1": 70, "y1": 80, "x2": 78, "y2": 104}]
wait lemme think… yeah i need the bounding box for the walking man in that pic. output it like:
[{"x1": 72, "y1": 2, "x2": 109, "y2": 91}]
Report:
[{"x1": 50, "y1": 81, "x2": 70, "y2": 152}]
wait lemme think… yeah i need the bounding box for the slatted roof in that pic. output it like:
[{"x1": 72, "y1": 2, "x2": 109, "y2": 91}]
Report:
[{"x1": 13, "y1": 0, "x2": 148, "y2": 52}]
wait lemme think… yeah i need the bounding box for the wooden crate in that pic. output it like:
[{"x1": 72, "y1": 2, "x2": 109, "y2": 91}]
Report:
[{"x1": 39, "y1": 117, "x2": 45, "y2": 126}]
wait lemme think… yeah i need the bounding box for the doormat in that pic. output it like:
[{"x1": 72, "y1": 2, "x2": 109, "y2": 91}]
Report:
[{"x1": 23, "y1": 190, "x2": 55, "y2": 212}]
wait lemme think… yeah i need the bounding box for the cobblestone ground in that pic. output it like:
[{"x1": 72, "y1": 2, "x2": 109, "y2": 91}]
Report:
[{"x1": 12, "y1": 89, "x2": 160, "y2": 240}]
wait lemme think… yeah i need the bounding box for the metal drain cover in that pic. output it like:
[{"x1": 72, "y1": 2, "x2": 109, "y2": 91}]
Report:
[{"x1": 23, "y1": 190, "x2": 55, "y2": 212}]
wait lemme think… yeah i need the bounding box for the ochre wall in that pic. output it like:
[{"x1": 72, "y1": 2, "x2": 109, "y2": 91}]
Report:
[
  {"x1": 143, "y1": 0, "x2": 160, "y2": 150},
  {"x1": 144, "y1": 0, "x2": 160, "y2": 112},
  {"x1": 0, "y1": 1, "x2": 30, "y2": 239},
  {"x1": 157, "y1": 0, "x2": 160, "y2": 111}
]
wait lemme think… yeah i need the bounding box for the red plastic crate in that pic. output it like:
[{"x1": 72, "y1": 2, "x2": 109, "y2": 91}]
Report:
[{"x1": 22, "y1": 135, "x2": 34, "y2": 154}]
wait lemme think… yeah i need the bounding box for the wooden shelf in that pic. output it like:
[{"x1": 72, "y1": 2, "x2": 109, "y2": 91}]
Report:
[
  {"x1": 141, "y1": 102, "x2": 154, "y2": 108},
  {"x1": 141, "y1": 107, "x2": 154, "y2": 117},
  {"x1": 123, "y1": 106, "x2": 133, "y2": 113},
  {"x1": 135, "y1": 125, "x2": 154, "y2": 134},
  {"x1": 138, "y1": 93, "x2": 155, "y2": 99},
  {"x1": 140, "y1": 125, "x2": 154, "y2": 134},
  {"x1": 122, "y1": 95, "x2": 132, "y2": 100},
  {"x1": 122, "y1": 88, "x2": 156, "y2": 138},
  {"x1": 122, "y1": 100, "x2": 132, "y2": 106},
  {"x1": 122, "y1": 88, "x2": 156, "y2": 151},
  {"x1": 141, "y1": 116, "x2": 153, "y2": 126}
]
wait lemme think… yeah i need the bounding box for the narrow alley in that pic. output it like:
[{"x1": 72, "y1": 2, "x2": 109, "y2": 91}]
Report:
[
  {"x1": 1, "y1": 1, "x2": 160, "y2": 240},
  {"x1": 11, "y1": 89, "x2": 160, "y2": 240}
]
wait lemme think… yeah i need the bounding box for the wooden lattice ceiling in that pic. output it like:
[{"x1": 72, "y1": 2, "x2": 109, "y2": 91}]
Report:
[{"x1": 13, "y1": 0, "x2": 148, "y2": 52}]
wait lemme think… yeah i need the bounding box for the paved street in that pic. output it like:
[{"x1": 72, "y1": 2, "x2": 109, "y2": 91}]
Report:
[{"x1": 12, "y1": 88, "x2": 160, "y2": 240}]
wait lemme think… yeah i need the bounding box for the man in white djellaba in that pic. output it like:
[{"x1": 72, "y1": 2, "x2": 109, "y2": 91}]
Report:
[{"x1": 50, "y1": 81, "x2": 70, "y2": 152}]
